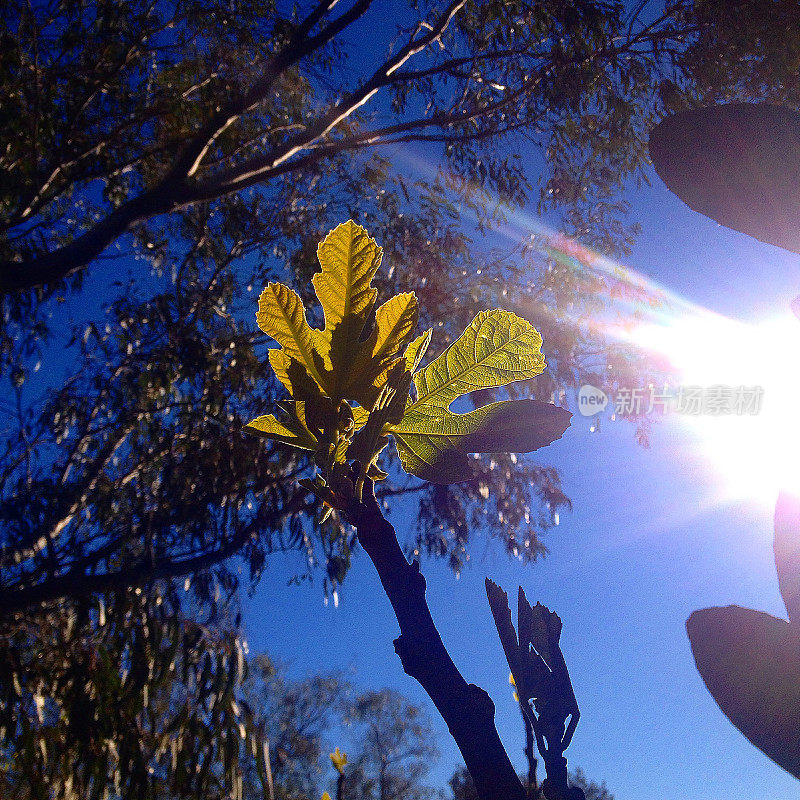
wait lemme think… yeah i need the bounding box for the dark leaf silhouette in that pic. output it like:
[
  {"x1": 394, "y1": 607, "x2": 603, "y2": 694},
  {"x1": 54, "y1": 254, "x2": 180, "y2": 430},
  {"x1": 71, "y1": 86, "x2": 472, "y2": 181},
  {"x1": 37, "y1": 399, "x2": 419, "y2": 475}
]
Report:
[
  {"x1": 649, "y1": 104, "x2": 800, "y2": 253},
  {"x1": 687, "y1": 491, "x2": 800, "y2": 779},
  {"x1": 687, "y1": 604, "x2": 800, "y2": 779}
]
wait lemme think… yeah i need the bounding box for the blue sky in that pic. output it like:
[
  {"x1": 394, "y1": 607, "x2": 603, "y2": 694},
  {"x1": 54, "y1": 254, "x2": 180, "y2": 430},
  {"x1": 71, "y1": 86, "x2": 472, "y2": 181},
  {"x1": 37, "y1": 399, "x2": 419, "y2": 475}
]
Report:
[{"x1": 243, "y1": 172, "x2": 800, "y2": 799}]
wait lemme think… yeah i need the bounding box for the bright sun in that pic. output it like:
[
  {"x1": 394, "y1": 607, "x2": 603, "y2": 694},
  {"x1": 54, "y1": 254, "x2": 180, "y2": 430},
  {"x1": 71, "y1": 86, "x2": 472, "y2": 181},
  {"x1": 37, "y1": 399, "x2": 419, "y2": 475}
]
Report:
[
  {"x1": 633, "y1": 310, "x2": 800, "y2": 507},
  {"x1": 438, "y1": 185, "x2": 800, "y2": 510}
]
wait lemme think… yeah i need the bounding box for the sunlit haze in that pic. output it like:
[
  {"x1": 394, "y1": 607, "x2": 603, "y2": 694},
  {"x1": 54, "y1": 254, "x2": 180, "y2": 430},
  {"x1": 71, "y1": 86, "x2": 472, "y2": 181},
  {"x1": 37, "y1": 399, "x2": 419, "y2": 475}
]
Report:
[
  {"x1": 441, "y1": 172, "x2": 800, "y2": 511},
  {"x1": 632, "y1": 311, "x2": 800, "y2": 506}
]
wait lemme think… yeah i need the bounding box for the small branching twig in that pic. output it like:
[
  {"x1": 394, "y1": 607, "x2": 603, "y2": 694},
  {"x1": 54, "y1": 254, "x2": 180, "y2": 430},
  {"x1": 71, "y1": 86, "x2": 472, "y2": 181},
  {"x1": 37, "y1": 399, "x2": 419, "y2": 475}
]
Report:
[{"x1": 486, "y1": 580, "x2": 585, "y2": 800}]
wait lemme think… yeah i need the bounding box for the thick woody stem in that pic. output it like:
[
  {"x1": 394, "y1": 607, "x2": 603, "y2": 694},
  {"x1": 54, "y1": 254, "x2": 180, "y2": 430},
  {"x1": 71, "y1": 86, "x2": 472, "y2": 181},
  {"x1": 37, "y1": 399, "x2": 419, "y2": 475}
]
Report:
[{"x1": 348, "y1": 488, "x2": 526, "y2": 800}]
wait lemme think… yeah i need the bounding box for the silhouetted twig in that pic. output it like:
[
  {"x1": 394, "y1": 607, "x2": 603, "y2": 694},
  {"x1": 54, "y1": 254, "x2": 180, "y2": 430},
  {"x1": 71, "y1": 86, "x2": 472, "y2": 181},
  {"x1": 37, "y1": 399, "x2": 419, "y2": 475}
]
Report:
[{"x1": 486, "y1": 580, "x2": 585, "y2": 800}]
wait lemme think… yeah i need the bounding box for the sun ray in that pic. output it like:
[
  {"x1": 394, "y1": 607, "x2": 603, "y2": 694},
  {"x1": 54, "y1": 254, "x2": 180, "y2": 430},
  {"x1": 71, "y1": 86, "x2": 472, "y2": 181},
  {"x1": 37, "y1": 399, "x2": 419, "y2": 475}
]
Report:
[{"x1": 394, "y1": 145, "x2": 800, "y2": 508}]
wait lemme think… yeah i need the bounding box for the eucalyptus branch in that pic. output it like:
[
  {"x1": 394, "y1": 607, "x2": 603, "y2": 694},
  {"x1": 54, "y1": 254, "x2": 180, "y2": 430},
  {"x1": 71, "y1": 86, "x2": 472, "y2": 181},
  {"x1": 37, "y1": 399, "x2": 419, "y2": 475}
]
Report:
[
  {"x1": 0, "y1": 488, "x2": 307, "y2": 616},
  {"x1": 192, "y1": 0, "x2": 466, "y2": 197},
  {"x1": 2, "y1": 421, "x2": 154, "y2": 571},
  {"x1": 0, "y1": 0, "x2": 376, "y2": 292},
  {"x1": 171, "y1": 0, "x2": 375, "y2": 181},
  {"x1": 187, "y1": 74, "x2": 544, "y2": 201}
]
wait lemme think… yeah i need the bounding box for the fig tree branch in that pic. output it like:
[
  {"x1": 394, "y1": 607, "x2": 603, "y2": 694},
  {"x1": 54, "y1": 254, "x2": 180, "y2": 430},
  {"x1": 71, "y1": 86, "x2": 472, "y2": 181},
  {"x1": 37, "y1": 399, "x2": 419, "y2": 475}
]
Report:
[{"x1": 346, "y1": 481, "x2": 526, "y2": 800}]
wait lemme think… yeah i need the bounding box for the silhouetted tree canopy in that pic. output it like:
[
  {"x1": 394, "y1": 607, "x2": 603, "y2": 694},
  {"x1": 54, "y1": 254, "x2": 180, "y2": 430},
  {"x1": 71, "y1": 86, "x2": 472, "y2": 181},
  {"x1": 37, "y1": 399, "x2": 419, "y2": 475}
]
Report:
[
  {"x1": 0, "y1": 0, "x2": 691, "y2": 293},
  {"x1": 448, "y1": 764, "x2": 614, "y2": 800},
  {"x1": 339, "y1": 689, "x2": 438, "y2": 800},
  {"x1": 240, "y1": 653, "x2": 350, "y2": 800}
]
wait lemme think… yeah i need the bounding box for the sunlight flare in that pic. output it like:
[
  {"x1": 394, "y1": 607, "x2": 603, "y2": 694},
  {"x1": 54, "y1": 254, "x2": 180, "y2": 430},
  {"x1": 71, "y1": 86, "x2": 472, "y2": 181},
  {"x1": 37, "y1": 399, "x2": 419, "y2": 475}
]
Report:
[{"x1": 632, "y1": 311, "x2": 800, "y2": 506}]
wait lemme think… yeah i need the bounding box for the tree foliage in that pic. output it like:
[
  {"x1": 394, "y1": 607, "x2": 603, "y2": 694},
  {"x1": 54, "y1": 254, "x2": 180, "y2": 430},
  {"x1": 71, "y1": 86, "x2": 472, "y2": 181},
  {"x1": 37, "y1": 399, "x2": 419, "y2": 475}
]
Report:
[
  {"x1": 0, "y1": 617, "x2": 440, "y2": 800},
  {"x1": 241, "y1": 653, "x2": 349, "y2": 800},
  {"x1": 0, "y1": 0, "x2": 691, "y2": 293},
  {"x1": 0, "y1": 262, "x2": 313, "y2": 614},
  {"x1": 0, "y1": 590, "x2": 272, "y2": 800},
  {"x1": 242, "y1": 664, "x2": 440, "y2": 800}
]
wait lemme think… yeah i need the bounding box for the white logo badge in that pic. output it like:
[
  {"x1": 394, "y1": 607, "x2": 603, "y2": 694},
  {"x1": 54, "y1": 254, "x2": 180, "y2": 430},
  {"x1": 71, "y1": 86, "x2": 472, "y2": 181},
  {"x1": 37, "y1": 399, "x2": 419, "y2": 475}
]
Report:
[{"x1": 578, "y1": 384, "x2": 608, "y2": 417}]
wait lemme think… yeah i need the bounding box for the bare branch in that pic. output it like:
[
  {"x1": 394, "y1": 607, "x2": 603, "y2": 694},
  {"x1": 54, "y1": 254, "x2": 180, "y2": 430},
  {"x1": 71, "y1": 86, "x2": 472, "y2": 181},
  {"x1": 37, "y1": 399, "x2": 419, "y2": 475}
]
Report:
[{"x1": 346, "y1": 481, "x2": 526, "y2": 800}]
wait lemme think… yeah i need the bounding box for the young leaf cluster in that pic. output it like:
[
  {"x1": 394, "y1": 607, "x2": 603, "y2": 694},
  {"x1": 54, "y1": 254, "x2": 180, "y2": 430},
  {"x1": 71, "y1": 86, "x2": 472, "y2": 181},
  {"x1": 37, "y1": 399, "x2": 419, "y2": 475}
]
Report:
[{"x1": 246, "y1": 221, "x2": 571, "y2": 510}]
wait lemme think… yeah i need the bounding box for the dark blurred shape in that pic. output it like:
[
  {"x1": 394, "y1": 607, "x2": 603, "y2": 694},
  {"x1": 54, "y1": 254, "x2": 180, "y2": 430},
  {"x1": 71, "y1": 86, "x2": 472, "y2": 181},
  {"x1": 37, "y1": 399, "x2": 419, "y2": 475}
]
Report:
[
  {"x1": 486, "y1": 579, "x2": 584, "y2": 800},
  {"x1": 687, "y1": 491, "x2": 800, "y2": 780},
  {"x1": 687, "y1": 605, "x2": 800, "y2": 779},
  {"x1": 649, "y1": 104, "x2": 800, "y2": 253}
]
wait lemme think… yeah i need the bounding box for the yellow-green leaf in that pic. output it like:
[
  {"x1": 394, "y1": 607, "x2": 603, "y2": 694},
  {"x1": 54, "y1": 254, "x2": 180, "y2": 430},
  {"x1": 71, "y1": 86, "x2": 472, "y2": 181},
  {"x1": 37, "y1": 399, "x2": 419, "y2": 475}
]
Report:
[
  {"x1": 244, "y1": 400, "x2": 323, "y2": 450},
  {"x1": 256, "y1": 283, "x2": 330, "y2": 396},
  {"x1": 248, "y1": 224, "x2": 569, "y2": 497},
  {"x1": 388, "y1": 309, "x2": 570, "y2": 483},
  {"x1": 243, "y1": 404, "x2": 318, "y2": 450},
  {"x1": 313, "y1": 220, "x2": 382, "y2": 328},
  {"x1": 391, "y1": 399, "x2": 571, "y2": 483},
  {"x1": 352, "y1": 405, "x2": 370, "y2": 429},
  {"x1": 349, "y1": 361, "x2": 412, "y2": 492},
  {"x1": 312, "y1": 221, "x2": 384, "y2": 399},
  {"x1": 330, "y1": 747, "x2": 348, "y2": 775},
  {"x1": 268, "y1": 349, "x2": 326, "y2": 402},
  {"x1": 409, "y1": 309, "x2": 545, "y2": 410},
  {"x1": 343, "y1": 292, "x2": 419, "y2": 408},
  {"x1": 403, "y1": 328, "x2": 432, "y2": 372}
]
